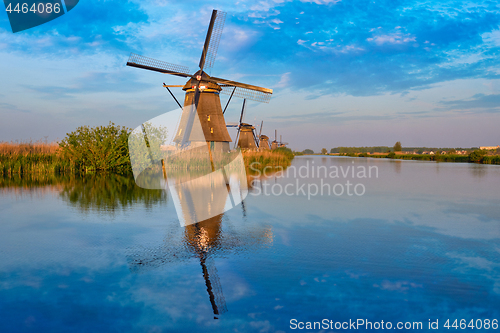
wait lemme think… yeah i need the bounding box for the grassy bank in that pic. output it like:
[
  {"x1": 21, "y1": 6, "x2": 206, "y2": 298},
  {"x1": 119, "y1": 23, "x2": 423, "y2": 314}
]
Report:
[
  {"x1": 0, "y1": 142, "x2": 76, "y2": 176},
  {"x1": 343, "y1": 152, "x2": 500, "y2": 165},
  {"x1": 242, "y1": 147, "x2": 295, "y2": 174},
  {"x1": 1, "y1": 140, "x2": 295, "y2": 177}
]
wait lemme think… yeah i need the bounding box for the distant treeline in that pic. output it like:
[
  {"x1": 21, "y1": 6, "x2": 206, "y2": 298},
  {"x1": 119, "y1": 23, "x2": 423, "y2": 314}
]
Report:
[
  {"x1": 394, "y1": 154, "x2": 499, "y2": 164},
  {"x1": 330, "y1": 146, "x2": 391, "y2": 154},
  {"x1": 329, "y1": 146, "x2": 482, "y2": 154},
  {"x1": 297, "y1": 145, "x2": 500, "y2": 165},
  {"x1": 354, "y1": 150, "x2": 500, "y2": 165}
]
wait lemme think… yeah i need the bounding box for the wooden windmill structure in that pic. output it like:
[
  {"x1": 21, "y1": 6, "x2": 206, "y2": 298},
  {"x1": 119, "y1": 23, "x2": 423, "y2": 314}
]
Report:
[
  {"x1": 271, "y1": 130, "x2": 279, "y2": 150},
  {"x1": 126, "y1": 10, "x2": 272, "y2": 153},
  {"x1": 269, "y1": 130, "x2": 288, "y2": 149},
  {"x1": 278, "y1": 134, "x2": 289, "y2": 148},
  {"x1": 257, "y1": 121, "x2": 270, "y2": 150},
  {"x1": 228, "y1": 99, "x2": 260, "y2": 149}
]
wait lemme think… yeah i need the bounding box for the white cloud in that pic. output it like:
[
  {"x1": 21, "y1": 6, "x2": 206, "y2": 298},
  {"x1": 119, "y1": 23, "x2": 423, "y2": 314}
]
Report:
[
  {"x1": 250, "y1": 0, "x2": 275, "y2": 12},
  {"x1": 482, "y1": 29, "x2": 500, "y2": 46},
  {"x1": 298, "y1": 38, "x2": 364, "y2": 54},
  {"x1": 220, "y1": 26, "x2": 259, "y2": 52},
  {"x1": 275, "y1": 72, "x2": 291, "y2": 88},
  {"x1": 367, "y1": 32, "x2": 416, "y2": 45},
  {"x1": 300, "y1": 0, "x2": 341, "y2": 4}
]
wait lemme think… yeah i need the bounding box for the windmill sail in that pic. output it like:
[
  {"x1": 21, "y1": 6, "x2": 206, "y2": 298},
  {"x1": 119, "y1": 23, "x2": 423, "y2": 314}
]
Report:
[
  {"x1": 217, "y1": 80, "x2": 272, "y2": 103},
  {"x1": 199, "y1": 10, "x2": 227, "y2": 73},
  {"x1": 233, "y1": 99, "x2": 246, "y2": 149},
  {"x1": 201, "y1": 256, "x2": 228, "y2": 316},
  {"x1": 127, "y1": 53, "x2": 190, "y2": 77}
]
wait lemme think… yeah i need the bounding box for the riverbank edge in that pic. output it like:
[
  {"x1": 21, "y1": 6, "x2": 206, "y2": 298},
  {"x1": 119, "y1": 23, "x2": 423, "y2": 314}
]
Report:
[
  {"x1": 303, "y1": 153, "x2": 500, "y2": 165},
  {"x1": 0, "y1": 148, "x2": 296, "y2": 176}
]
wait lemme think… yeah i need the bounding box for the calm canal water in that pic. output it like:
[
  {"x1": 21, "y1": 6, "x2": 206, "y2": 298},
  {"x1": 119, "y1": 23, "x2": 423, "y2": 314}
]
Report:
[{"x1": 0, "y1": 156, "x2": 499, "y2": 332}]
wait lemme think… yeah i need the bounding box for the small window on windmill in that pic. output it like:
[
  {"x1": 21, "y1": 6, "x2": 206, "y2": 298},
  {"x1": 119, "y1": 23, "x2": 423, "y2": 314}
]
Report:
[
  {"x1": 210, "y1": 127, "x2": 214, "y2": 134},
  {"x1": 207, "y1": 115, "x2": 211, "y2": 122}
]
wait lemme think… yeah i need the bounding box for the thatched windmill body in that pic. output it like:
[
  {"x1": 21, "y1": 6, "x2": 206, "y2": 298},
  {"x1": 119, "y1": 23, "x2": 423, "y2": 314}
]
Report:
[
  {"x1": 270, "y1": 130, "x2": 288, "y2": 149},
  {"x1": 238, "y1": 124, "x2": 259, "y2": 149},
  {"x1": 256, "y1": 121, "x2": 270, "y2": 150},
  {"x1": 228, "y1": 99, "x2": 260, "y2": 149},
  {"x1": 271, "y1": 130, "x2": 279, "y2": 150},
  {"x1": 259, "y1": 135, "x2": 270, "y2": 150},
  {"x1": 278, "y1": 134, "x2": 289, "y2": 148},
  {"x1": 126, "y1": 10, "x2": 272, "y2": 153}
]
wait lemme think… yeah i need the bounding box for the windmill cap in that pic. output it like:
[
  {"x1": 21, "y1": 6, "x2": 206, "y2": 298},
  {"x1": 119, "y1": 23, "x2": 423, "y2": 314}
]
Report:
[{"x1": 183, "y1": 70, "x2": 221, "y2": 91}]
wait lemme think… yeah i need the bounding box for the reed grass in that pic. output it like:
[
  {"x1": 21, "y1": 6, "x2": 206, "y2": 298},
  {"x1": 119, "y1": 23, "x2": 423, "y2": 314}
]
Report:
[
  {"x1": 0, "y1": 141, "x2": 75, "y2": 176},
  {"x1": 0, "y1": 141, "x2": 59, "y2": 155},
  {"x1": 242, "y1": 148, "x2": 294, "y2": 174}
]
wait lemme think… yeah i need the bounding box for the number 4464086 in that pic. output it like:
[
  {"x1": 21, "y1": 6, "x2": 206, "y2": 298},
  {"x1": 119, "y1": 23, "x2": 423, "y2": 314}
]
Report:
[
  {"x1": 5, "y1": 2, "x2": 61, "y2": 14},
  {"x1": 444, "y1": 319, "x2": 498, "y2": 330}
]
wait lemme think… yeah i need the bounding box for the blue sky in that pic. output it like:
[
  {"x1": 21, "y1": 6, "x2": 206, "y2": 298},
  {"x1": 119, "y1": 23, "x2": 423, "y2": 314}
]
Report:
[{"x1": 1, "y1": 0, "x2": 500, "y2": 150}]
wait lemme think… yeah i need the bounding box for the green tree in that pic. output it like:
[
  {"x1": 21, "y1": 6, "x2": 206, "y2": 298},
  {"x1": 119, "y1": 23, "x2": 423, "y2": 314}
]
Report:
[
  {"x1": 303, "y1": 149, "x2": 314, "y2": 154},
  {"x1": 321, "y1": 148, "x2": 328, "y2": 154},
  {"x1": 469, "y1": 149, "x2": 487, "y2": 163},
  {"x1": 394, "y1": 141, "x2": 402, "y2": 152},
  {"x1": 59, "y1": 122, "x2": 132, "y2": 172}
]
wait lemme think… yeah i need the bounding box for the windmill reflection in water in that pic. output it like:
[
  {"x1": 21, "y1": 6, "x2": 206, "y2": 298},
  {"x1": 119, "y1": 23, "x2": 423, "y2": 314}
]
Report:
[{"x1": 127, "y1": 170, "x2": 273, "y2": 319}]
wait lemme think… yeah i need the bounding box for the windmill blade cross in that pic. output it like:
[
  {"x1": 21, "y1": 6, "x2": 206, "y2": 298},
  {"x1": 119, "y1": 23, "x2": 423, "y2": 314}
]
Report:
[
  {"x1": 127, "y1": 53, "x2": 191, "y2": 78},
  {"x1": 199, "y1": 10, "x2": 226, "y2": 73}
]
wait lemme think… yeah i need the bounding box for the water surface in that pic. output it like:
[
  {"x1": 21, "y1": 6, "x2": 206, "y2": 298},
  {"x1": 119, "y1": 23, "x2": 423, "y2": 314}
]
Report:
[{"x1": 1, "y1": 157, "x2": 499, "y2": 332}]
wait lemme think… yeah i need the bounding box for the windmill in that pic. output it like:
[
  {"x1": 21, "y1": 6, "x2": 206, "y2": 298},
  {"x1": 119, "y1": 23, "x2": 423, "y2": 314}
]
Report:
[
  {"x1": 229, "y1": 99, "x2": 260, "y2": 149},
  {"x1": 257, "y1": 121, "x2": 270, "y2": 150},
  {"x1": 271, "y1": 130, "x2": 279, "y2": 150},
  {"x1": 126, "y1": 10, "x2": 272, "y2": 155},
  {"x1": 278, "y1": 134, "x2": 289, "y2": 148}
]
